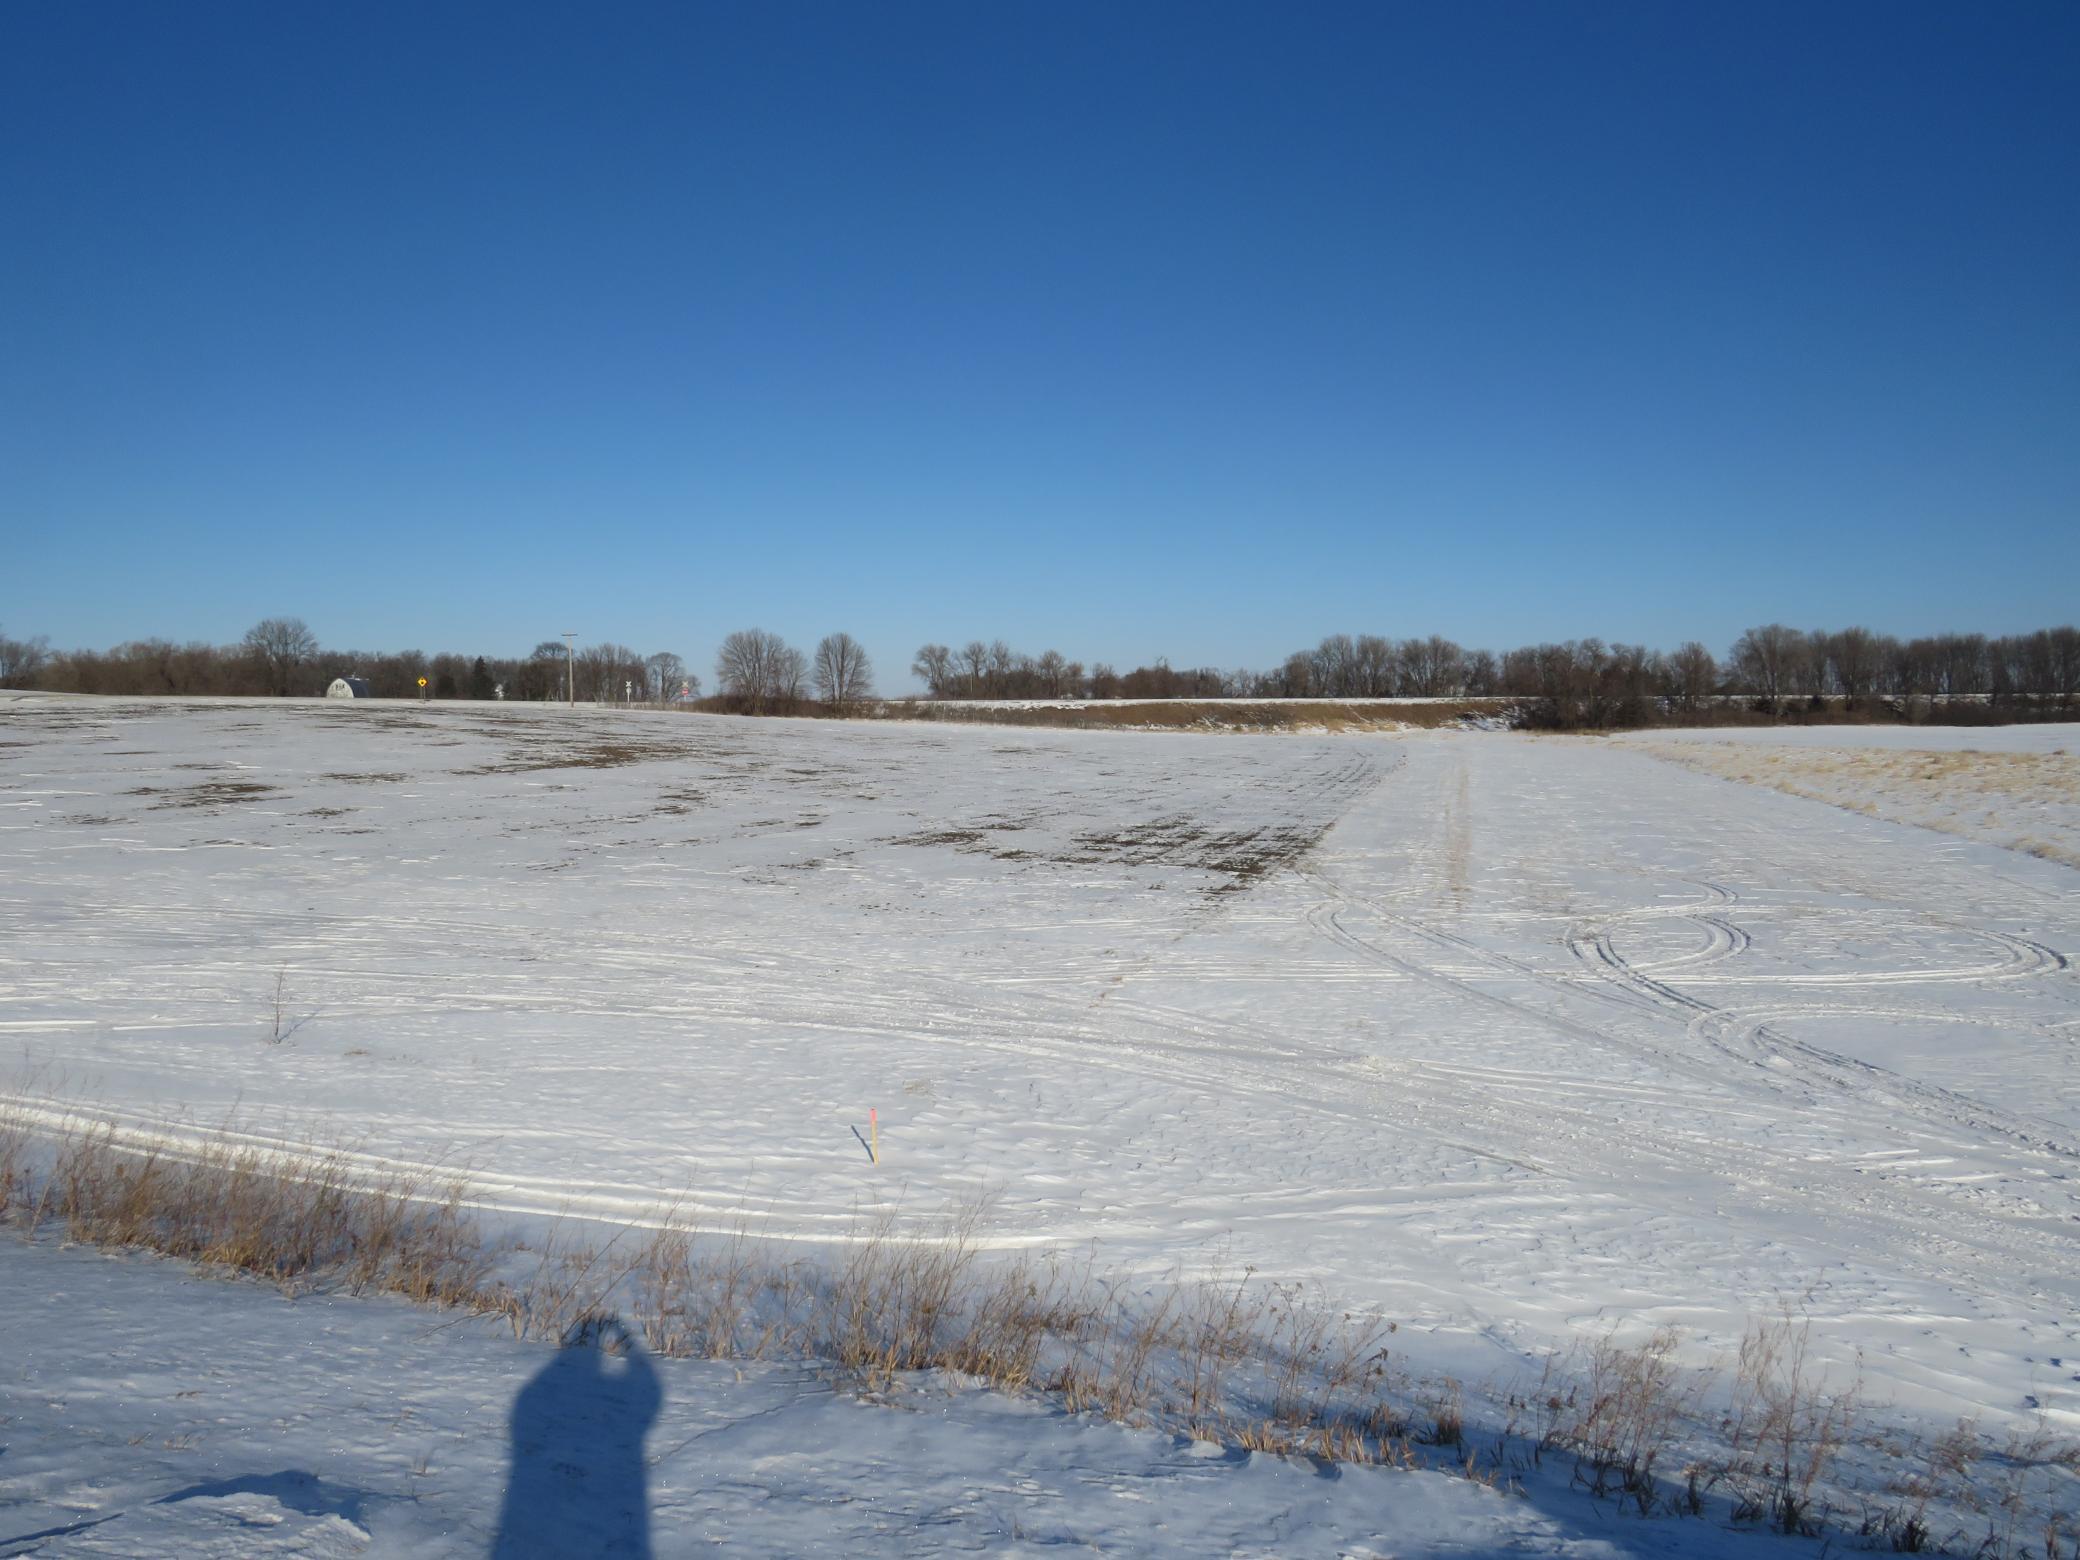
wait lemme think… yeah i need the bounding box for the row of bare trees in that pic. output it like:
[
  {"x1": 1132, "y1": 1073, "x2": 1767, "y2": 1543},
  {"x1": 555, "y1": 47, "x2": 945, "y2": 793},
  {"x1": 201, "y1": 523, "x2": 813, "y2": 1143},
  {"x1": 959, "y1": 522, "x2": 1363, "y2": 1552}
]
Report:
[
  {"x1": 900, "y1": 625, "x2": 2080, "y2": 725},
  {"x1": 714, "y1": 629, "x2": 874, "y2": 713},
  {"x1": 6, "y1": 618, "x2": 702, "y2": 704},
  {"x1": 10, "y1": 618, "x2": 2076, "y2": 725},
  {"x1": 516, "y1": 642, "x2": 696, "y2": 705},
  {"x1": 1723, "y1": 625, "x2": 2080, "y2": 708},
  {"x1": 8, "y1": 615, "x2": 878, "y2": 715}
]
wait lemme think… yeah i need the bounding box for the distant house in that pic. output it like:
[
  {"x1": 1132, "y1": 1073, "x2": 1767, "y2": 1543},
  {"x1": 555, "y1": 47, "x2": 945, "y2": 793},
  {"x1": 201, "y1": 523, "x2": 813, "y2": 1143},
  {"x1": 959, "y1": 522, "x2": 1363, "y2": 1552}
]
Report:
[{"x1": 326, "y1": 677, "x2": 372, "y2": 699}]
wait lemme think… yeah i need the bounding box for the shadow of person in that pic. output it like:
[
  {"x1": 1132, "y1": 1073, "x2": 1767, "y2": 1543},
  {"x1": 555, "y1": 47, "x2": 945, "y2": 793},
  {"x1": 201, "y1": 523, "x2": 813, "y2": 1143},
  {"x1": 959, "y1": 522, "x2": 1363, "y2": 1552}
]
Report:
[{"x1": 492, "y1": 1315, "x2": 662, "y2": 1558}]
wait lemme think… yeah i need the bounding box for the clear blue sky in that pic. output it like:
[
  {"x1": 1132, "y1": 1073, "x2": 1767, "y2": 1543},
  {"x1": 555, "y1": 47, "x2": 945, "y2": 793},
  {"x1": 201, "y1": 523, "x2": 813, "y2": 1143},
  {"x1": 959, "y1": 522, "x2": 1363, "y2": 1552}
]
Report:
[{"x1": 4, "y1": 2, "x2": 2075, "y2": 687}]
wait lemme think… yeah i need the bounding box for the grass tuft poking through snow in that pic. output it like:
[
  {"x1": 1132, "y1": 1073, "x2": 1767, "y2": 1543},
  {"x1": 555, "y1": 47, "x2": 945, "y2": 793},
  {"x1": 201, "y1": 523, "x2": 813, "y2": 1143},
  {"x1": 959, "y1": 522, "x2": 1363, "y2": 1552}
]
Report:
[{"x1": 4, "y1": 1100, "x2": 490, "y2": 1304}]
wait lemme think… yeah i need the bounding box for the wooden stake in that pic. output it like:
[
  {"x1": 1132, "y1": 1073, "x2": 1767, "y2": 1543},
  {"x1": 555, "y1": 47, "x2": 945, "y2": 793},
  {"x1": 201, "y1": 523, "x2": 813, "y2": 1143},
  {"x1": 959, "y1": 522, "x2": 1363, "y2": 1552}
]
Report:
[{"x1": 870, "y1": 1107, "x2": 879, "y2": 1165}]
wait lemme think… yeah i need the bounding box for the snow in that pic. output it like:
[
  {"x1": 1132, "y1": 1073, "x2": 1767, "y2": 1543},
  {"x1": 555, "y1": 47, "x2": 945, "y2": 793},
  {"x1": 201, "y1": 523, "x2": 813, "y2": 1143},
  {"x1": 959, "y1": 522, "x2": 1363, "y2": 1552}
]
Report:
[
  {"x1": 3, "y1": 698, "x2": 2079, "y2": 1552},
  {"x1": 1621, "y1": 723, "x2": 2079, "y2": 868},
  {"x1": 0, "y1": 1240, "x2": 1824, "y2": 1558}
]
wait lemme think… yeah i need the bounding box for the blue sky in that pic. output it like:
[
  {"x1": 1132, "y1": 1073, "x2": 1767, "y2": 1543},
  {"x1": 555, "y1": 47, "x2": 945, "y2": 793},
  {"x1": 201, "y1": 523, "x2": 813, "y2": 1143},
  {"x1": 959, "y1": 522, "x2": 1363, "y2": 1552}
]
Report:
[{"x1": 4, "y1": 2, "x2": 2075, "y2": 687}]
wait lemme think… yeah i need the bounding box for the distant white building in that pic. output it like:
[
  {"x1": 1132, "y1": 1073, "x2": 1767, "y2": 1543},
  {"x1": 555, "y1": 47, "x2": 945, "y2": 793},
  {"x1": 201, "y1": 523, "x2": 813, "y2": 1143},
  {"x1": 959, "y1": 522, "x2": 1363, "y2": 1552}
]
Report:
[{"x1": 326, "y1": 676, "x2": 372, "y2": 699}]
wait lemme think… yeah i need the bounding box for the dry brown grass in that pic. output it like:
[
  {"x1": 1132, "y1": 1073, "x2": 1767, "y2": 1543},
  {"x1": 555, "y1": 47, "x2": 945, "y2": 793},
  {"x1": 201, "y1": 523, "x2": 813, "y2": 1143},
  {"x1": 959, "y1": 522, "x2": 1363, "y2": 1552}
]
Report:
[
  {"x1": 1542, "y1": 1326, "x2": 1701, "y2": 1512},
  {"x1": 1639, "y1": 742, "x2": 2080, "y2": 868},
  {"x1": 5, "y1": 1112, "x2": 490, "y2": 1306},
  {"x1": 1715, "y1": 1313, "x2": 1862, "y2": 1534}
]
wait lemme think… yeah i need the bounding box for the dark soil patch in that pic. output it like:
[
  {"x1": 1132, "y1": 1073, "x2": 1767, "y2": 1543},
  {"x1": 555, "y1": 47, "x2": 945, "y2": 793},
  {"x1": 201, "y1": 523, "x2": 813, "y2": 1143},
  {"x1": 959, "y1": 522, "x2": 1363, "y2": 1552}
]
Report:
[{"x1": 148, "y1": 781, "x2": 280, "y2": 809}]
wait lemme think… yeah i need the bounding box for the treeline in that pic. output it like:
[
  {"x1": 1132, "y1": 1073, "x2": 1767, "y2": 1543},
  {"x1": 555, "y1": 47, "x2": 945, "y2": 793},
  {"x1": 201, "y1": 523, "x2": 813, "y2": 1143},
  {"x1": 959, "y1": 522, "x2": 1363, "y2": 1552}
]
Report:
[
  {"x1": 0, "y1": 619, "x2": 702, "y2": 705},
  {"x1": 0, "y1": 617, "x2": 882, "y2": 715},
  {"x1": 7, "y1": 619, "x2": 2076, "y2": 728},
  {"x1": 906, "y1": 625, "x2": 2080, "y2": 725}
]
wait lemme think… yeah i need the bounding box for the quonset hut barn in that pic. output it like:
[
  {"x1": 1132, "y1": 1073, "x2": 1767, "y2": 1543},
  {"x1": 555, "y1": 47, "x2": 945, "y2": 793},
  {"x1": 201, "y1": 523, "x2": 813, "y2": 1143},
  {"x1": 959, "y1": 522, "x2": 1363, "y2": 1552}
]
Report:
[{"x1": 325, "y1": 677, "x2": 372, "y2": 699}]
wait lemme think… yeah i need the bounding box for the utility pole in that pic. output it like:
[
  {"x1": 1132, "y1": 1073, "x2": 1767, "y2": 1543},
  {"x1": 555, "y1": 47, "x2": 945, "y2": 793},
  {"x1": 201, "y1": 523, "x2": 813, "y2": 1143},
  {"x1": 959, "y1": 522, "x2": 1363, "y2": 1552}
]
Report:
[{"x1": 562, "y1": 633, "x2": 576, "y2": 707}]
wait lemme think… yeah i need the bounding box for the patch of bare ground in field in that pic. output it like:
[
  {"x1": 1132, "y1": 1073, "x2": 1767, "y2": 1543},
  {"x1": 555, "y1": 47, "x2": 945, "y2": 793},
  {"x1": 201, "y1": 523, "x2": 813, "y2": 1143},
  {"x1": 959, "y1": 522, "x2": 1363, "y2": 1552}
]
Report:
[
  {"x1": 125, "y1": 780, "x2": 281, "y2": 810},
  {"x1": 457, "y1": 733, "x2": 698, "y2": 774},
  {"x1": 1638, "y1": 742, "x2": 2080, "y2": 867},
  {"x1": 892, "y1": 813, "x2": 1330, "y2": 889}
]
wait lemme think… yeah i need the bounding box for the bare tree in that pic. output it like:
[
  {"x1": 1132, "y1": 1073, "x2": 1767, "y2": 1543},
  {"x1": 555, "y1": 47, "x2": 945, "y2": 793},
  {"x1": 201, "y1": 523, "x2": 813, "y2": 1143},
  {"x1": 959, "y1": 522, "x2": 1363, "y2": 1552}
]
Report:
[
  {"x1": 513, "y1": 640, "x2": 565, "y2": 702},
  {"x1": 2050, "y1": 625, "x2": 2080, "y2": 708},
  {"x1": 1941, "y1": 633, "x2": 1990, "y2": 696},
  {"x1": 1397, "y1": 635, "x2": 1466, "y2": 697},
  {"x1": 575, "y1": 642, "x2": 643, "y2": 703},
  {"x1": 1825, "y1": 627, "x2": 1882, "y2": 705},
  {"x1": 716, "y1": 628, "x2": 805, "y2": 713},
  {"x1": 243, "y1": 617, "x2": 318, "y2": 696},
  {"x1": 1353, "y1": 634, "x2": 1394, "y2": 696},
  {"x1": 1312, "y1": 634, "x2": 1359, "y2": 697},
  {"x1": 0, "y1": 625, "x2": 51, "y2": 688},
  {"x1": 1668, "y1": 642, "x2": 1718, "y2": 710},
  {"x1": 1790, "y1": 628, "x2": 1831, "y2": 700},
  {"x1": 813, "y1": 632, "x2": 874, "y2": 710},
  {"x1": 959, "y1": 641, "x2": 989, "y2": 697},
  {"x1": 911, "y1": 644, "x2": 954, "y2": 697},
  {"x1": 646, "y1": 651, "x2": 688, "y2": 704},
  {"x1": 986, "y1": 640, "x2": 1015, "y2": 697},
  {"x1": 775, "y1": 643, "x2": 808, "y2": 704},
  {"x1": 1730, "y1": 624, "x2": 1802, "y2": 714}
]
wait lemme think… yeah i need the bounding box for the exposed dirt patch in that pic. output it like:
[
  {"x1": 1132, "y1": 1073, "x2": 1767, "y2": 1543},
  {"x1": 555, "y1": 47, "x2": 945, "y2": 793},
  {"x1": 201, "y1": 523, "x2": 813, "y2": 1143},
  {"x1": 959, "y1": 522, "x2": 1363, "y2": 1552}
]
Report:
[
  {"x1": 893, "y1": 814, "x2": 1330, "y2": 889},
  {"x1": 128, "y1": 781, "x2": 282, "y2": 810},
  {"x1": 897, "y1": 828, "x2": 988, "y2": 849},
  {"x1": 459, "y1": 734, "x2": 694, "y2": 774}
]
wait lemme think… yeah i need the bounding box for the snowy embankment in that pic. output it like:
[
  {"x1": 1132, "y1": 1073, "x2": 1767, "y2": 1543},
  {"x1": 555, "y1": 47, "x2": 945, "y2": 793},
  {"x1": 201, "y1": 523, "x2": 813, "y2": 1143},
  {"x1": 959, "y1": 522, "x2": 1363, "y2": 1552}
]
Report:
[
  {"x1": 1, "y1": 1239, "x2": 1836, "y2": 1559},
  {"x1": 2, "y1": 699, "x2": 2077, "y2": 1553}
]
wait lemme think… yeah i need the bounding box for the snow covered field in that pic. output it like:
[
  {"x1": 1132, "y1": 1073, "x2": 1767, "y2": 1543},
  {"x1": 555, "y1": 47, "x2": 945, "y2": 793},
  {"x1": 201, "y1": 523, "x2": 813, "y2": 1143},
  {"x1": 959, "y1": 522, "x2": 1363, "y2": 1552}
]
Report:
[{"x1": 3, "y1": 698, "x2": 2078, "y2": 1552}]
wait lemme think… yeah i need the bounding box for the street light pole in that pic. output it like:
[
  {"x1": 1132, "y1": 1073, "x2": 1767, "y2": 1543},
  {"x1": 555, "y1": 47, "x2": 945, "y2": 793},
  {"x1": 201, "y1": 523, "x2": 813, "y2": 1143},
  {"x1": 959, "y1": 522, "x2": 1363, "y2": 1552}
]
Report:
[{"x1": 562, "y1": 633, "x2": 576, "y2": 707}]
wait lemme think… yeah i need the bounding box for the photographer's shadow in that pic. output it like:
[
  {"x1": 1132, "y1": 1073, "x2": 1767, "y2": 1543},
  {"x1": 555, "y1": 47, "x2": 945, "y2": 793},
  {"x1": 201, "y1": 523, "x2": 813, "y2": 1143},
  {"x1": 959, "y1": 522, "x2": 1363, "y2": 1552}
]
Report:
[{"x1": 492, "y1": 1316, "x2": 661, "y2": 1559}]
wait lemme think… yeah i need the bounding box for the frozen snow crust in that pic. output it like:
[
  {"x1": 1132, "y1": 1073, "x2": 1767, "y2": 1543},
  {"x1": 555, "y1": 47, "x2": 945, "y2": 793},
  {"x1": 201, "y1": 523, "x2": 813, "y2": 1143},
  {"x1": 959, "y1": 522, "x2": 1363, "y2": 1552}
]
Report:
[{"x1": 3, "y1": 698, "x2": 2077, "y2": 1553}]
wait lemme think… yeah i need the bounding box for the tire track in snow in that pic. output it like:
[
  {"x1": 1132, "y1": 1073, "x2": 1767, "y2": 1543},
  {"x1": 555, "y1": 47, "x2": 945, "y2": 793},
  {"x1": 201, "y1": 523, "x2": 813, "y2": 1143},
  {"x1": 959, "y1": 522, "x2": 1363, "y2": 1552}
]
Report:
[{"x1": 1565, "y1": 911, "x2": 2079, "y2": 1160}]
